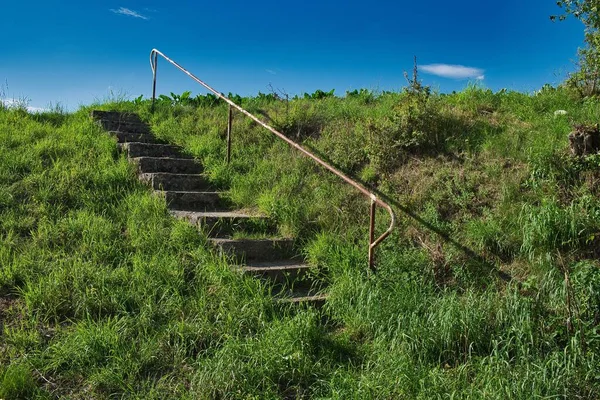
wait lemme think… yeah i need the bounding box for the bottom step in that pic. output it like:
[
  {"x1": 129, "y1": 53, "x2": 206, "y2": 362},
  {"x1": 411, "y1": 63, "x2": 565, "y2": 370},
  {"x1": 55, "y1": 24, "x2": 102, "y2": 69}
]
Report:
[
  {"x1": 242, "y1": 260, "x2": 311, "y2": 283},
  {"x1": 277, "y1": 291, "x2": 327, "y2": 307}
]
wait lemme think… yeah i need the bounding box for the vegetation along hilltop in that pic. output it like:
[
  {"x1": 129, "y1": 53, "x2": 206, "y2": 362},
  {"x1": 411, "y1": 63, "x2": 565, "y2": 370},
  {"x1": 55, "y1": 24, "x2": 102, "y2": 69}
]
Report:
[{"x1": 1, "y1": 1, "x2": 600, "y2": 399}]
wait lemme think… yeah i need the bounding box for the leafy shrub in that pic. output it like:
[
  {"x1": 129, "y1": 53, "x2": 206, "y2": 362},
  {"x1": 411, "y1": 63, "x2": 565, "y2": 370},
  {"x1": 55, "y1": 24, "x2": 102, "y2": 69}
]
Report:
[
  {"x1": 365, "y1": 91, "x2": 442, "y2": 173},
  {"x1": 302, "y1": 89, "x2": 335, "y2": 100},
  {"x1": 345, "y1": 89, "x2": 375, "y2": 104}
]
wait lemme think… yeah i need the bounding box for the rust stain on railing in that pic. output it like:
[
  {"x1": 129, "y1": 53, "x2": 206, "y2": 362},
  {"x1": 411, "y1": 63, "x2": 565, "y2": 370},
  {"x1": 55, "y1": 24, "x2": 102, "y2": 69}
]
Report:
[{"x1": 149, "y1": 48, "x2": 395, "y2": 269}]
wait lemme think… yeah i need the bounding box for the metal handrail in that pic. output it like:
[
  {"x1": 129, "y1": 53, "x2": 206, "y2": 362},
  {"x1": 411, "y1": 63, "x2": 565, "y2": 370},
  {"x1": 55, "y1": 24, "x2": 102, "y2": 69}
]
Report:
[{"x1": 149, "y1": 48, "x2": 395, "y2": 269}]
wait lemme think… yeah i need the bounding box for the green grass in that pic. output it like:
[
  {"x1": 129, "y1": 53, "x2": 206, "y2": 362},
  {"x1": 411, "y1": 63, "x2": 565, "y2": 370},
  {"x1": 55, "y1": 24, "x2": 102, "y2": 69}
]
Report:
[{"x1": 1, "y1": 85, "x2": 600, "y2": 398}]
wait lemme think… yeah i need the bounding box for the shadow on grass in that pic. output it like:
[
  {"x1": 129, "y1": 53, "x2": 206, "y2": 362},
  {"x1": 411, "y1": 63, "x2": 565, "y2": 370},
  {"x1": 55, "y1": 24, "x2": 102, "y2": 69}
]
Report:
[
  {"x1": 303, "y1": 145, "x2": 513, "y2": 283},
  {"x1": 374, "y1": 189, "x2": 512, "y2": 282}
]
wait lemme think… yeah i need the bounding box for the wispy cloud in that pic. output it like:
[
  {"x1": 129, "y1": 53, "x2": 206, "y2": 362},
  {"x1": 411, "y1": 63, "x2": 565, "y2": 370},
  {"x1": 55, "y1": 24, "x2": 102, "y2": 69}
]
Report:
[
  {"x1": 421, "y1": 64, "x2": 485, "y2": 80},
  {"x1": 1, "y1": 98, "x2": 48, "y2": 113},
  {"x1": 265, "y1": 69, "x2": 277, "y2": 75},
  {"x1": 27, "y1": 105, "x2": 49, "y2": 113},
  {"x1": 110, "y1": 7, "x2": 148, "y2": 20}
]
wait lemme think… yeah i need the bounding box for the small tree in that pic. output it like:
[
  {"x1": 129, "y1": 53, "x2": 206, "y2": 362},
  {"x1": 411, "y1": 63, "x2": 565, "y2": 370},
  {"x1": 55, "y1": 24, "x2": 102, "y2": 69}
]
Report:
[
  {"x1": 566, "y1": 31, "x2": 600, "y2": 97},
  {"x1": 553, "y1": 0, "x2": 600, "y2": 96},
  {"x1": 553, "y1": 1, "x2": 600, "y2": 28}
]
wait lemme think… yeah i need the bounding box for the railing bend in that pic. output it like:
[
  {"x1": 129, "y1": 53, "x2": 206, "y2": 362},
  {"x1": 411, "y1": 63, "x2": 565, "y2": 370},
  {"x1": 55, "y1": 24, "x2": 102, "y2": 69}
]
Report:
[{"x1": 150, "y1": 48, "x2": 395, "y2": 269}]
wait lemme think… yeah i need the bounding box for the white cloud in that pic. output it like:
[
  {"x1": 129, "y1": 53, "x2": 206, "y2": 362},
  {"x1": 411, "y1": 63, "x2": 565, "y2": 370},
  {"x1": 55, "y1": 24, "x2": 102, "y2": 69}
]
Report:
[
  {"x1": 27, "y1": 105, "x2": 49, "y2": 113},
  {"x1": 110, "y1": 7, "x2": 148, "y2": 20},
  {"x1": 421, "y1": 64, "x2": 485, "y2": 80},
  {"x1": 1, "y1": 98, "x2": 48, "y2": 113},
  {"x1": 265, "y1": 69, "x2": 277, "y2": 75}
]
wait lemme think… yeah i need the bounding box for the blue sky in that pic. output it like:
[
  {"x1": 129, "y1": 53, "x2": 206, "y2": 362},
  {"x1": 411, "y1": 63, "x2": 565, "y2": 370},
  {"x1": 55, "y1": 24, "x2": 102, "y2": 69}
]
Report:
[{"x1": 0, "y1": 1, "x2": 586, "y2": 110}]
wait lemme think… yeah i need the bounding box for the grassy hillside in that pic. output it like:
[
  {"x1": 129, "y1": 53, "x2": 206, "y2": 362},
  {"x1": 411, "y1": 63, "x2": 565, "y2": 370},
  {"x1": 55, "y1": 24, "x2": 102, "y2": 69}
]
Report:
[{"x1": 1, "y1": 85, "x2": 600, "y2": 398}]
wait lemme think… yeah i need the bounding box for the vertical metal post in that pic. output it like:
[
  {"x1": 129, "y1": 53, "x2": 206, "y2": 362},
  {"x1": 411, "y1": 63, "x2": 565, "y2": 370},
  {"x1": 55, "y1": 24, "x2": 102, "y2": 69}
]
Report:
[
  {"x1": 151, "y1": 52, "x2": 158, "y2": 112},
  {"x1": 226, "y1": 105, "x2": 233, "y2": 163},
  {"x1": 368, "y1": 198, "x2": 376, "y2": 270}
]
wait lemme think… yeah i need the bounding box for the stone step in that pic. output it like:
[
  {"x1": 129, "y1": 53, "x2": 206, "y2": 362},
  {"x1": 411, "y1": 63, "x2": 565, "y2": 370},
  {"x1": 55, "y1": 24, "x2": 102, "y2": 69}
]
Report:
[
  {"x1": 211, "y1": 237, "x2": 296, "y2": 262},
  {"x1": 140, "y1": 173, "x2": 211, "y2": 191},
  {"x1": 98, "y1": 120, "x2": 151, "y2": 134},
  {"x1": 91, "y1": 110, "x2": 143, "y2": 124},
  {"x1": 242, "y1": 260, "x2": 312, "y2": 284},
  {"x1": 158, "y1": 191, "x2": 228, "y2": 211},
  {"x1": 113, "y1": 131, "x2": 162, "y2": 144},
  {"x1": 132, "y1": 157, "x2": 203, "y2": 174},
  {"x1": 277, "y1": 288, "x2": 327, "y2": 307},
  {"x1": 119, "y1": 142, "x2": 189, "y2": 158},
  {"x1": 91, "y1": 111, "x2": 149, "y2": 133},
  {"x1": 170, "y1": 210, "x2": 270, "y2": 237}
]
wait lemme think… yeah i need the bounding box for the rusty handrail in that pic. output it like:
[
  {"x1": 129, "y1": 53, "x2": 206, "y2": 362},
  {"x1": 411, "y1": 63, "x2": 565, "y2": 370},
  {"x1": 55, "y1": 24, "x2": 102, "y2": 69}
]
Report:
[{"x1": 149, "y1": 48, "x2": 395, "y2": 269}]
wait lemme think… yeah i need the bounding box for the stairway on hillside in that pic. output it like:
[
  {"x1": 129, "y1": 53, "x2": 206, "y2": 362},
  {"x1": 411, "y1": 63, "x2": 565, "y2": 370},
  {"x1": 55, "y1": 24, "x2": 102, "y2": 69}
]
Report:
[{"x1": 91, "y1": 110, "x2": 326, "y2": 305}]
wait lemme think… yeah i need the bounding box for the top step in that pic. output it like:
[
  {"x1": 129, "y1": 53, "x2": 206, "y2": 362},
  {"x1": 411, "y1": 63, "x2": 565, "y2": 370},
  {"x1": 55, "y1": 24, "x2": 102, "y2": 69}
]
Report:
[
  {"x1": 98, "y1": 121, "x2": 151, "y2": 134},
  {"x1": 119, "y1": 142, "x2": 190, "y2": 158},
  {"x1": 91, "y1": 110, "x2": 143, "y2": 124},
  {"x1": 91, "y1": 110, "x2": 150, "y2": 134}
]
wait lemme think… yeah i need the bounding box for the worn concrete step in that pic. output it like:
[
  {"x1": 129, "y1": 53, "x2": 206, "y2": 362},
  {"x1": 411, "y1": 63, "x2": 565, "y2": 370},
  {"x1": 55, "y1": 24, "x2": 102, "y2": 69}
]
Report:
[
  {"x1": 132, "y1": 157, "x2": 203, "y2": 174},
  {"x1": 91, "y1": 110, "x2": 143, "y2": 124},
  {"x1": 112, "y1": 131, "x2": 162, "y2": 144},
  {"x1": 91, "y1": 110, "x2": 150, "y2": 134},
  {"x1": 140, "y1": 173, "x2": 211, "y2": 191},
  {"x1": 277, "y1": 288, "x2": 327, "y2": 307},
  {"x1": 98, "y1": 120, "x2": 151, "y2": 134},
  {"x1": 119, "y1": 142, "x2": 189, "y2": 158},
  {"x1": 242, "y1": 260, "x2": 312, "y2": 284},
  {"x1": 158, "y1": 191, "x2": 228, "y2": 211},
  {"x1": 211, "y1": 238, "x2": 296, "y2": 262},
  {"x1": 170, "y1": 210, "x2": 270, "y2": 237}
]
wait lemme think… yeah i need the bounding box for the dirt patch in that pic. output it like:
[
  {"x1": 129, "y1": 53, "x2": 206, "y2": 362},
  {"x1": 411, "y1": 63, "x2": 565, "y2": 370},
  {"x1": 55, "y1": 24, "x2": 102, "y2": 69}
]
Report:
[
  {"x1": 0, "y1": 294, "x2": 23, "y2": 330},
  {"x1": 0, "y1": 295, "x2": 18, "y2": 318},
  {"x1": 0, "y1": 295, "x2": 22, "y2": 360}
]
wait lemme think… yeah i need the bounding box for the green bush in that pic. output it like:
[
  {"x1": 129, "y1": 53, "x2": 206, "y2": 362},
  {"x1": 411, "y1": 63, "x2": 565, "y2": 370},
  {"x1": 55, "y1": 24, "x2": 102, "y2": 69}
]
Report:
[{"x1": 365, "y1": 92, "x2": 440, "y2": 172}]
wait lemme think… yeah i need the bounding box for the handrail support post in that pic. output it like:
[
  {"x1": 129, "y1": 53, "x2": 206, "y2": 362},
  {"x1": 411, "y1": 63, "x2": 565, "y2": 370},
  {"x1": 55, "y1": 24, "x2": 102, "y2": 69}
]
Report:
[
  {"x1": 368, "y1": 198, "x2": 376, "y2": 270},
  {"x1": 226, "y1": 105, "x2": 233, "y2": 163},
  {"x1": 151, "y1": 52, "x2": 158, "y2": 112}
]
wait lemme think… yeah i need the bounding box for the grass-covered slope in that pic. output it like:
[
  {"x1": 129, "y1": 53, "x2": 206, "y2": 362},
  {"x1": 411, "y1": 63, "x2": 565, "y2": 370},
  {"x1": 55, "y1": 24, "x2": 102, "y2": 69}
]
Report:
[
  {"x1": 1, "y1": 85, "x2": 600, "y2": 398},
  {"x1": 0, "y1": 108, "x2": 303, "y2": 399}
]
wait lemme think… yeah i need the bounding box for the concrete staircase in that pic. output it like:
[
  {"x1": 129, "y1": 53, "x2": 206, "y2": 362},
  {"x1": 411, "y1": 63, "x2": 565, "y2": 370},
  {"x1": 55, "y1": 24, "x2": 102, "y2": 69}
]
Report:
[{"x1": 92, "y1": 111, "x2": 325, "y2": 305}]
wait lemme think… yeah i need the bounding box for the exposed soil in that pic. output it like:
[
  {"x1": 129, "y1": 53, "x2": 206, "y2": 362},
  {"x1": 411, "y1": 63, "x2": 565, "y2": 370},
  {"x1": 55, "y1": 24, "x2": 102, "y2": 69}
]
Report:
[{"x1": 0, "y1": 294, "x2": 19, "y2": 323}]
